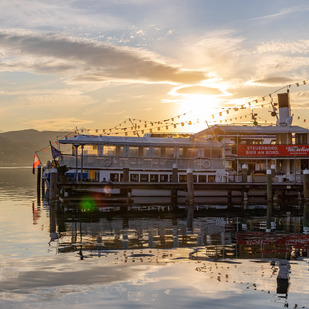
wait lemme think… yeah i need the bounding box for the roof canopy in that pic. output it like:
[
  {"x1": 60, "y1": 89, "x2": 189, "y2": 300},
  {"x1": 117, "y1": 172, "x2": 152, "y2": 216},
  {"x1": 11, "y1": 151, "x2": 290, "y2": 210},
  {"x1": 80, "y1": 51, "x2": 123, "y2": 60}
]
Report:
[{"x1": 193, "y1": 124, "x2": 309, "y2": 138}]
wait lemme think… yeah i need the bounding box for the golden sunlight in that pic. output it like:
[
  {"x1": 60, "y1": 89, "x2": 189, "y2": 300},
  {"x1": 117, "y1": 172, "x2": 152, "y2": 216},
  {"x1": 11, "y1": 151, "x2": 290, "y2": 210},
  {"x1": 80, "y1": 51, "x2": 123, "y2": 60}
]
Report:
[{"x1": 178, "y1": 94, "x2": 222, "y2": 132}]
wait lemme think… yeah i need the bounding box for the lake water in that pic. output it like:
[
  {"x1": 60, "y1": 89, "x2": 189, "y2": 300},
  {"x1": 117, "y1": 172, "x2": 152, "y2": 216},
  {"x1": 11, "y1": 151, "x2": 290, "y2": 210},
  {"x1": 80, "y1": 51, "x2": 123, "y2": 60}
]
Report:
[{"x1": 0, "y1": 168, "x2": 308, "y2": 309}]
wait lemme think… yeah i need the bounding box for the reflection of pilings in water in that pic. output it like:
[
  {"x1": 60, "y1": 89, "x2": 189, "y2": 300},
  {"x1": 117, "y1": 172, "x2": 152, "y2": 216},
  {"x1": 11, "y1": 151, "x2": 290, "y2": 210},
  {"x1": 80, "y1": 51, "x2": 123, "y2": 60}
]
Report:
[
  {"x1": 275, "y1": 260, "x2": 290, "y2": 297},
  {"x1": 148, "y1": 230, "x2": 153, "y2": 248},
  {"x1": 122, "y1": 230, "x2": 128, "y2": 250},
  {"x1": 49, "y1": 204, "x2": 58, "y2": 244},
  {"x1": 173, "y1": 226, "x2": 179, "y2": 248}
]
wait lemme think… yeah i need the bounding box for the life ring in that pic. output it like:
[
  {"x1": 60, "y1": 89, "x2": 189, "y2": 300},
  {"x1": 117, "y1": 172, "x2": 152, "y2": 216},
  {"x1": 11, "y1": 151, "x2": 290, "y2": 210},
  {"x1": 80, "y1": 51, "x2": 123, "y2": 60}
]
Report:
[
  {"x1": 103, "y1": 157, "x2": 112, "y2": 167},
  {"x1": 202, "y1": 160, "x2": 210, "y2": 169}
]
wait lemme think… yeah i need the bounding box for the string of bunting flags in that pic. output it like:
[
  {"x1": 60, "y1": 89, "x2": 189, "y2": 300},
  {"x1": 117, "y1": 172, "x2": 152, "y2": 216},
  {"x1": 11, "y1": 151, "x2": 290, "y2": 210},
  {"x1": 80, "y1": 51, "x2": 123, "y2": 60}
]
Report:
[{"x1": 77, "y1": 79, "x2": 309, "y2": 136}]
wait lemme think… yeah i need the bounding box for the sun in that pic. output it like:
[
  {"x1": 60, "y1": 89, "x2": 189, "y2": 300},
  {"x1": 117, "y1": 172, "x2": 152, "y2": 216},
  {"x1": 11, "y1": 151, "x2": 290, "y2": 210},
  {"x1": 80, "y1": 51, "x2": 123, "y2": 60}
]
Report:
[{"x1": 178, "y1": 94, "x2": 222, "y2": 131}]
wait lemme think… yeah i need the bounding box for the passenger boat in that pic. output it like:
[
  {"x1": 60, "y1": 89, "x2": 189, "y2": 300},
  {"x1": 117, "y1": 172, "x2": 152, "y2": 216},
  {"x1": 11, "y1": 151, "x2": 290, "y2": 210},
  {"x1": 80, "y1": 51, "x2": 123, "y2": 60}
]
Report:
[{"x1": 58, "y1": 92, "x2": 309, "y2": 186}]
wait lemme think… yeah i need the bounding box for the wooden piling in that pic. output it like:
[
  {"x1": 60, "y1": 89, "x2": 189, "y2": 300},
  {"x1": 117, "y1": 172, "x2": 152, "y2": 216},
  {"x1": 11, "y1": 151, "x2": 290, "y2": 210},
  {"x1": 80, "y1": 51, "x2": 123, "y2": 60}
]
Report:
[
  {"x1": 243, "y1": 190, "x2": 248, "y2": 209},
  {"x1": 303, "y1": 169, "x2": 309, "y2": 234},
  {"x1": 266, "y1": 169, "x2": 273, "y2": 232},
  {"x1": 171, "y1": 164, "x2": 178, "y2": 211},
  {"x1": 49, "y1": 168, "x2": 58, "y2": 205},
  {"x1": 242, "y1": 164, "x2": 248, "y2": 183},
  {"x1": 122, "y1": 168, "x2": 130, "y2": 210},
  {"x1": 41, "y1": 172, "x2": 45, "y2": 198},
  {"x1": 186, "y1": 169, "x2": 194, "y2": 230}
]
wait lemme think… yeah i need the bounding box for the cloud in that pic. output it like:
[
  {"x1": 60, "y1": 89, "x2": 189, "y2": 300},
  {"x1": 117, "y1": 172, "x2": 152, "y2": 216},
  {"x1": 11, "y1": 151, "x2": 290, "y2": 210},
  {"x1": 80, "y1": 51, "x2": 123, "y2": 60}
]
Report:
[
  {"x1": 0, "y1": 30, "x2": 206, "y2": 84},
  {"x1": 249, "y1": 76, "x2": 297, "y2": 86},
  {"x1": 251, "y1": 6, "x2": 307, "y2": 23},
  {"x1": 23, "y1": 117, "x2": 93, "y2": 130},
  {"x1": 175, "y1": 85, "x2": 223, "y2": 96}
]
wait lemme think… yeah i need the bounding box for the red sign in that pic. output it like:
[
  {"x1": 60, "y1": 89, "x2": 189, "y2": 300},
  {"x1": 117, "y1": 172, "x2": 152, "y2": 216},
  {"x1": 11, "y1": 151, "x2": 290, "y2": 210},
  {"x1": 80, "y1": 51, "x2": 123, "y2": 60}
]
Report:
[{"x1": 238, "y1": 144, "x2": 309, "y2": 157}]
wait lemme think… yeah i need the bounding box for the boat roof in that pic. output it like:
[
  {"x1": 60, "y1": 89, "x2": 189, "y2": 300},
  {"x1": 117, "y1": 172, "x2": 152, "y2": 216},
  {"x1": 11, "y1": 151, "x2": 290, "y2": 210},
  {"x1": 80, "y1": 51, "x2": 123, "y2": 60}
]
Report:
[
  {"x1": 193, "y1": 124, "x2": 309, "y2": 138},
  {"x1": 59, "y1": 134, "x2": 220, "y2": 147}
]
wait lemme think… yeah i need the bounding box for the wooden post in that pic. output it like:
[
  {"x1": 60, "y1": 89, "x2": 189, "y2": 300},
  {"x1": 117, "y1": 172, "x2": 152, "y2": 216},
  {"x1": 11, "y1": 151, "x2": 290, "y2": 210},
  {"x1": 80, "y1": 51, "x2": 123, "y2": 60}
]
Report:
[
  {"x1": 74, "y1": 144, "x2": 80, "y2": 183},
  {"x1": 122, "y1": 168, "x2": 130, "y2": 210},
  {"x1": 186, "y1": 169, "x2": 194, "y2": 230},
  {"x1": 171, "y1": 164, "x2": 178, "y2": 211},
  {"x1": 242, "y1": 164, "x2": 248, "y2": 183},
  {"x1": 266, "y1": 169, "x2": 273, "y2": 232},
  {"x1": 37, "y1": 165, "x2": 41, "y2": 201},
  {"x1": 243, "y1": 190, "x2": 248, "y2": 209},
  {"x1": 41, "y1": 171, "x2": 45, "y2": 198},
  {"x1": 227, "y1": 189, "x2": 232, "y2": 209},
  {"x1": 80, "y1": 144, "x2": 84, "y2": 183},
  {"x1": 303, "y1": 169, "x2": 309, "y2": 234},
  {"x1": 49, "y1": 168, "x2": 58, "y2": 205}
]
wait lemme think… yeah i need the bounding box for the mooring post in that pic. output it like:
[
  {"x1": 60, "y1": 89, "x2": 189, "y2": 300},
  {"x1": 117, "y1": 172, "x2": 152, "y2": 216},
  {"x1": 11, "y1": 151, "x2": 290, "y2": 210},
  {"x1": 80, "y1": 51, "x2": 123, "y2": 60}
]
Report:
[
  {"x1": 41, "y1": 171, "x2": 45, "y2": 198},
  {"x1": 303, "y1": 169, "x2": 309, "y2": 234},
  {"x1": 49, "y1": 168, "x2": 58, "y2": 205},
  {"x1": 122, "y1": 168, "x2": 130, "y2": 210},
  {"x1": 242, "y1": 164, "x2": 248, "y2": 183},
  {"x1": 243, "y1": 190, "x2": 248, "y2": 209},
  {"x1": 266, "y1": 169, "x2": 273, "y2": 232},
  {"x1": 171, "y1": 164, "x2": 178, "y2": 211},
  {"x1": 186, "y1": 169, "x2": 194, "y2": 230}
]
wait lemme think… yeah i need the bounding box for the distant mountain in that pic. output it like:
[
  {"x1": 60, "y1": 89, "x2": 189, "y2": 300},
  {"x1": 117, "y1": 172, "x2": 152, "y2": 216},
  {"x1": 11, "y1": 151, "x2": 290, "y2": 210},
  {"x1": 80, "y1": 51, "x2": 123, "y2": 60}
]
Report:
[{"x1": 0, "y1": 129, "x2": 71, "y2": 167}]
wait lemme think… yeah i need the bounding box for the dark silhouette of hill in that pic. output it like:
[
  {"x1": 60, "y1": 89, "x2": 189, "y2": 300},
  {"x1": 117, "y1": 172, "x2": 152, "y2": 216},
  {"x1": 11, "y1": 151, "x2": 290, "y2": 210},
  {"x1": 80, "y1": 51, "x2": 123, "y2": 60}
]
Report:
[{"x1": 0, "y1": 129, "x2": 71, "y2": 167}]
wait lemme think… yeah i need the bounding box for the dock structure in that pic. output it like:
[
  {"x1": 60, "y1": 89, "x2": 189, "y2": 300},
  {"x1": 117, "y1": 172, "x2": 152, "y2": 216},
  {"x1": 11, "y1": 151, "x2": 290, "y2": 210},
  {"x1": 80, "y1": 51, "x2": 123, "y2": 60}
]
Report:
[{"x1": 56, "y1": 176, "x2": 304, "y2": 211}]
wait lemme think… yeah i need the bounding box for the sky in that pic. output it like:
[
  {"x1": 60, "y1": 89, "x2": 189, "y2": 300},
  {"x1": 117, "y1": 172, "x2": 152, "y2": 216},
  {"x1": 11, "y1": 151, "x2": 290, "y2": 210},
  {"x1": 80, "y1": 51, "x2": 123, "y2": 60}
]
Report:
[{"x1": 1, "y1": 0, "x2": 309, "y2": 133}]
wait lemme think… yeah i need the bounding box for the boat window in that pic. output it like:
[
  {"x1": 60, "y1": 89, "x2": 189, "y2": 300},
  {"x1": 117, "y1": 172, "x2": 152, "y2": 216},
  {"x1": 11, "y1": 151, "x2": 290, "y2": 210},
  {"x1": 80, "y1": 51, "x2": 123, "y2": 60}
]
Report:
[
  {"x1": 198, "y1": 175, "x2": 207, "y2": 182},
  {"x1": 179, "y1": 175, "x2": 187, "y2": 182},
  {"x1": 255, "y1": 161, "x2": 266, "y2": 172},
  {"x1": 165, "y1": 147, "x2": 174, "y2": 158},
  {"x1": 116, "y1": 146, "x2": 124, "y2": 156},
  {"x1": 129, "y1": 146, "x2": 139, "y2": 157},
  {"x1": 150, "y1": 174, "x2": 158, "y2": 182},
  {"x1": 142, "y1": 147, "x2": 151, "y2": 157},
  {"x1": 295, "y1": 134, "x2": 307, "y2": 145},
  {"x1": 103, "y1": 145, "x2": 116, "y2": 156},
  {"x1": 187, "y1": 148, "x2": 198, "y2": 158},
  {"x1": 208, "y1": 175, "x2": 215, "y2": 183},
  {"x1": 224, "y1": 161, "x2": 233, "y2": 170},
  {"x1": 160, "y1": 174, "x2": 169, "y2": 182},
  {"x1": 153, "y1": 147, "x2": 161, "y2": 157},
  {"x1": 178, "y1": 148, "x2": 186, "y2": 158},
  {"x1": 83, "y1": 145, "x2": 98, "y2": 155},
  {"x1": 110, "y1": 173, "x2": 119, "y2": 182},
  {"x1": 203, "y1": 148, "x2": 211, "y2": 157},
  {"x1": 130, "y1": 174, "x2": 139, "y2": 182},
  {"x1": 212, "y1": 148, "x2": 222, "y2": 158},
  {"x1": 140, "y1": 174, "x2": 149, "y2": 182}
]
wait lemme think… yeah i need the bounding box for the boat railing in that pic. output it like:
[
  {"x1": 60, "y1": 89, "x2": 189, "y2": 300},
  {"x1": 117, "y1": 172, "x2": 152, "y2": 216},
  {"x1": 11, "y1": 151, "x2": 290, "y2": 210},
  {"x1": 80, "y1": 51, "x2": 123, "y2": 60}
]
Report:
[{"x1": 60, "y1": 154, "x2": 224, "y2": 171}]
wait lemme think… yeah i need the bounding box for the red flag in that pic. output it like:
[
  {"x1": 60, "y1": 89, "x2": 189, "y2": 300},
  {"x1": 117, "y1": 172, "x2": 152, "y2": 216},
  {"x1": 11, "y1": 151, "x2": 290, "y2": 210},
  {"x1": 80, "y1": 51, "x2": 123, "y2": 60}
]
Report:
[{"x1": 33, "y1": 153, "x2": 41, "y2": 174}]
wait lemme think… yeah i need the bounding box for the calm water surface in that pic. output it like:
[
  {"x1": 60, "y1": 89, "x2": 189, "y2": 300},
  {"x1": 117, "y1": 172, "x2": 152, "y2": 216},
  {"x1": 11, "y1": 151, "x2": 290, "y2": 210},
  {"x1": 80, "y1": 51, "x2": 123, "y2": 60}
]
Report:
[{"x1": 0, "y1": 168, "x2": 308, "y2": 309}]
